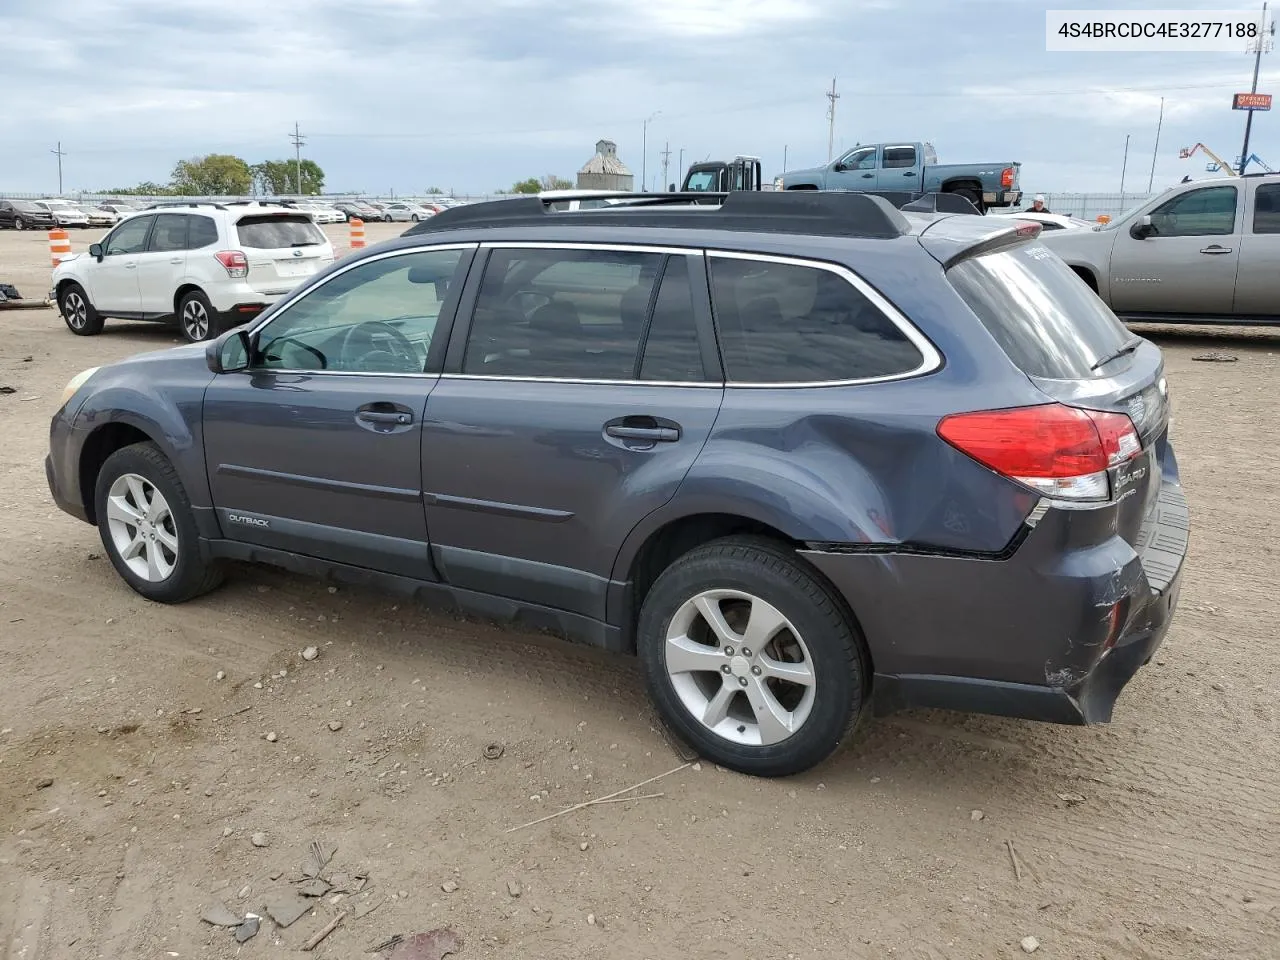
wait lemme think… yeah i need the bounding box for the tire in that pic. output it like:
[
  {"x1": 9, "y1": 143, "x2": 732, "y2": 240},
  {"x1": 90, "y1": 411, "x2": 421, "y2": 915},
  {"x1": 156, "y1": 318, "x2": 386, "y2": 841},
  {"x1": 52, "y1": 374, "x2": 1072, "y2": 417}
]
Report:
[
  {"x1": 950, "y1": 187, "x2": 983, "y2": 212},
  {"x1": 177, "y1": 289, "x2": 217, "y2": 343},
  {"x1": 411, "y1": 214, "x2": 420, "y2": 222},
  {"x1": 93, "y1": 441, "x2": 224, "y2": 603},
  {"x1": 384, "y1": 214, "x2": 393, "y2": 222},
  {"x1": 637, "y1": 535, "x2": 868, "y2": 777},
  {"x1": 59, "y1": 282, "x2": 104, "y2": 336},
  {"x1": 14, "y1": 217, "x2": 25, "y2": 231}
]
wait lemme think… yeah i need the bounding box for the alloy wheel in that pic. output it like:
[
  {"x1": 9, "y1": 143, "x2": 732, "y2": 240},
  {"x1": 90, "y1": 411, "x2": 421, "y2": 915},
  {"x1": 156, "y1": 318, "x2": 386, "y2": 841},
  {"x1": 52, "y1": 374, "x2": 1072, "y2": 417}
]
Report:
[
  {"x1": 182, "y1": 300, "x2": 209, "y2": 340},
  {"x1": 104, "y1": 473, "x2": 179, "y2": 582},
  {"x1": 64, "y1": 291, "x2": 87, "y2": 330},
  {"x1": 663, "y1": 589, "x2": 816, "y2": 746}
]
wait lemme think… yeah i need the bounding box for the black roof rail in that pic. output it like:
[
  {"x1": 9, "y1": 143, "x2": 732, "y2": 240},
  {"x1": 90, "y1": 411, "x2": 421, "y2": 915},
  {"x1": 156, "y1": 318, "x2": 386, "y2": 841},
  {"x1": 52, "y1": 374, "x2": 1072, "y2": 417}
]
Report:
[
  {"x1": 402, "y1": 190, "x2": 913, "y2": 240},
  {"x1": 144, "y1": 201, "x2": 228, "y2": 210}
]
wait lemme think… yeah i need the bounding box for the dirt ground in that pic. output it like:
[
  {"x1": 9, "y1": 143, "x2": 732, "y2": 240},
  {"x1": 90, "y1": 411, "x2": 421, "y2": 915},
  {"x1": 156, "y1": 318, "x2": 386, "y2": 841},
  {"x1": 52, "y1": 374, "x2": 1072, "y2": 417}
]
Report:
[{"x1": 1, "y1": 221, "x2": 1278, "y2": 960}]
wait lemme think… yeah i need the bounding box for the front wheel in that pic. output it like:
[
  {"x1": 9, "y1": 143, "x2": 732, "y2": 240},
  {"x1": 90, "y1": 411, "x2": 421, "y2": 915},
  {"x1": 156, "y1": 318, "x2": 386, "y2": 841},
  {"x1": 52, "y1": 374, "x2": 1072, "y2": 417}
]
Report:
[
  {"x1": 94, "y1": 442, "x2": 224, "y2": 603},
  {"x1": 177, "y1": 290, "x2": 217, "y2": 343},
  {"x1": 60, "y1": 282, "x2": 104, "y2": 336},
  {"x1": 14, "y1": 217, "x2": 25, "y2": 231},
  {"x1": 411, "y1": 214, "x2": 420, "y2": 222},
  {"x1": 637, "y1": 535, "x2": 868, "y2": 777}
]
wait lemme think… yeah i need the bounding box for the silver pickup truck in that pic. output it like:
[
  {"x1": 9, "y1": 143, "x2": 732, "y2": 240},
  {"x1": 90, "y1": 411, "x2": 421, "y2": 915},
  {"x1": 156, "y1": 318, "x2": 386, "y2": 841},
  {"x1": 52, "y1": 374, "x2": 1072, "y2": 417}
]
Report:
[{"x1": 1038, "y1": 173, "x2": 1279, "y2": 324}]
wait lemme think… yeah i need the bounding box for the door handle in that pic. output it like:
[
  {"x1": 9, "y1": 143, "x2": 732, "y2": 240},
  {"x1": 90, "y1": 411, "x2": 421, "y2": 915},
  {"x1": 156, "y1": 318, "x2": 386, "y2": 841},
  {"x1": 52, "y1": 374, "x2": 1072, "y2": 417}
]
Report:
[
  {"x1": 124, "y1": 262, "x2": 137, "y2": 269},
  {"x1": 1200, "y1": 245, "x2": 1233, "y2": 254},
  {"x1": 169, "y1": 257, "x2": 183, "y2": 264},
  {"x1": 358, "y1": 410, "x2": 412, "y2": 425},
  {"x1": 861, "y1": 173, "x2": 874, "y2": 179},
  {"x1": 903, "y1": 171, "x2": 917, "y2": 177},
  {"x1": 603, "y1": 416, "x2": 681, "y2": 443}
]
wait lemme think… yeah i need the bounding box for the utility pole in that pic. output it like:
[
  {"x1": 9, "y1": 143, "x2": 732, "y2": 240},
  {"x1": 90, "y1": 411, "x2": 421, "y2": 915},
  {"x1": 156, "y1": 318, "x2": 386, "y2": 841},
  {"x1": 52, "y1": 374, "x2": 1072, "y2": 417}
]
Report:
[
  {"x1": 641, "y1": 111, "x2": 660, "y2": 191},
  {"x1": 1239, "y1": 1, "x2": 1273, "y2": 174},
  {"x1": 783, "y1": 144, "x2": 788, "y2": 173},
  {"x1": 49, "y1": 140, "x2": 66, "y2": 195},
  {"x1": 678, "y1": 148, "x2": 685, "y2": 183},
  {"x1": 1120, "y1": 134, "x2": 1131, "y2": 207},
  {"x1": 1148, "y1": 97, "x2": 1164, "y2": 192},
  {"x1": 825, "y1": 77, "x2": 840, "y2": 162},
  {"x1": 289, "y1": 122, "x2": 307, "y2": 194},
  {"x1": 661, "y1": 142, "x2": 671, "y2": 190}
]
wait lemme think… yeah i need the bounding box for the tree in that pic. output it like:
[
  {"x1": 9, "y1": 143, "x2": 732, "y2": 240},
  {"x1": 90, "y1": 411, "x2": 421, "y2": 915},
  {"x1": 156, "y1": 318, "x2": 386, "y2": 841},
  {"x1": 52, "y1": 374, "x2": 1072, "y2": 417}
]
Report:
[
  {"x1": 171, "y1": 154, "x2": 253, "y2": 196},
  {"x1": 102, "y1": 181, "x2": 176, "y2": 196},
  {"x1": 425, "y1": 186, "x2": 444, "y2": 195},
  {"x1": 253, "y1": 159, "x2": 325, "y2": 195},
  {"x1": 510, "y1": 177, "x2": 541, "y2": 195},
  {"x1": 540, "y1": 174, "x2": 573, "y2": 191}
]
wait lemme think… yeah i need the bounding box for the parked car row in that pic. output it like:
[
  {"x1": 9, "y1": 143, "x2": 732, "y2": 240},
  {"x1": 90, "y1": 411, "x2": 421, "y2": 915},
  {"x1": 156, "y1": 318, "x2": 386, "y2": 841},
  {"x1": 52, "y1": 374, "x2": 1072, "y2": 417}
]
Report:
[{"x1": 0, "y1": 198, "x2": 131, "y2": 229}]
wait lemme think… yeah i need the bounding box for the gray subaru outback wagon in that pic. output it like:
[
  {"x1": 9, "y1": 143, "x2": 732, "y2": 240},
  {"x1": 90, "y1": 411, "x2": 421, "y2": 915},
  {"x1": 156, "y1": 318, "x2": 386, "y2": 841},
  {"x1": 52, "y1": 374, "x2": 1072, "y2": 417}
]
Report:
[{"x1": 46, "y1": 191, "x2": 1188, "y2": 776}]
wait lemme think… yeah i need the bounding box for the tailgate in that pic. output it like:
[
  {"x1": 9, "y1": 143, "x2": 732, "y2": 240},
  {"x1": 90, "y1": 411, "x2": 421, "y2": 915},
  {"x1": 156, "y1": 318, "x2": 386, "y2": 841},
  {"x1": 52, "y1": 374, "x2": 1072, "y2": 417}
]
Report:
[{"x1": 234, "y1": 213, "x2": 331, "y2": 295}]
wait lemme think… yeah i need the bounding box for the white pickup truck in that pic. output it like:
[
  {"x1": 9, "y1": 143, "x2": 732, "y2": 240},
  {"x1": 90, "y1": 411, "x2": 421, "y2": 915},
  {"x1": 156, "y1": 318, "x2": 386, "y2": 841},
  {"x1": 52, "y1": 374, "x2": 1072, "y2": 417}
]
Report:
[{"x1": 1039, "y1": 173, "x2": 1279, "y2": 324}]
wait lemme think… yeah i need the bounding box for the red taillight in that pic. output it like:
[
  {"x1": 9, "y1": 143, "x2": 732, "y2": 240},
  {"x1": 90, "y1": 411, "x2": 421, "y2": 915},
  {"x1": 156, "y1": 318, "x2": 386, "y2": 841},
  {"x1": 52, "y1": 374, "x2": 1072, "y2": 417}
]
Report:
[
  {"x1": 214, "y1": 250, "x2": 249, "y2": 278},
  {"x1": 1001, "y1": 166, "x2": 1015, "y2": 189},
  {"x1": 937, "y1": 403, "x2": 1140, "y2": 502},
  {"x1": 1014, "y1": 221, "x2": 1042, "y2": 239}
]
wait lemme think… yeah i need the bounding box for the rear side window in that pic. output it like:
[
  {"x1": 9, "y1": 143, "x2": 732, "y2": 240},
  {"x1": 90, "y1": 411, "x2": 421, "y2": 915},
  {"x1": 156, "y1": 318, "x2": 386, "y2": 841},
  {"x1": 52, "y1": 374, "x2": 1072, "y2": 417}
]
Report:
[
  {"x1": 948, "y1": 243, "x2": 1131, "y2": 380},
  {"x1": 882, "y1": 145, "x2": 917, "y2": 168},
  {"x1": 708, "y1": 256, "x2": 924, "y2": 383},
  {"x1": 235, "y1": 214, "x2": 325, "y2": 249},
  {"x1": 188, "y1": 215, "x2": 218, "y2": 248},
  {"x1": 1253, "y1": 183, "x2": 1280, "y2": 234}
]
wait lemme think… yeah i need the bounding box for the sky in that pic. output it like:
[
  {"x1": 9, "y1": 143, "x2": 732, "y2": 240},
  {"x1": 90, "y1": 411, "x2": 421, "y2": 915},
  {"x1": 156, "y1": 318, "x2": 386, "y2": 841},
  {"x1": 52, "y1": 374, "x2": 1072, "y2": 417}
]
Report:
[{"x1": 0, "y1": 0, "x2": 1275, "y2": 197}]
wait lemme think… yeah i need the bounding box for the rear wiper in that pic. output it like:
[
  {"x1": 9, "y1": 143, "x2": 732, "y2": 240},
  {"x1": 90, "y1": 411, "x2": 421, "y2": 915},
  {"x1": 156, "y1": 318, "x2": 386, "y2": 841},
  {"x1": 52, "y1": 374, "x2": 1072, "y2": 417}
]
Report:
[{"x1": 1091, "y1": 336, "x2": 1142, "y2": 371}]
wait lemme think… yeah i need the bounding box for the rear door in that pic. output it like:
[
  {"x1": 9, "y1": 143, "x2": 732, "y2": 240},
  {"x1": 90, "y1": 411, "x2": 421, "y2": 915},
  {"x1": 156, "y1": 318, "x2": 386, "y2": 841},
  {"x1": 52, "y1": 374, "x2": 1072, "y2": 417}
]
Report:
[
  {"x1": 233, "y1": 212, "x2": 332, "y2": 298},
  {"x1": 136, "y1": 213, "x2": 190, "y2": 314},
  {"x1": 1232, "y1": 180, "x2": 1280, "y2": 318},
  {"x1": 203, "y1": 244, "x2": 474, "y2": 577},
  {"x1": 879, "y1": 144, "x2": 920, "y2": 192},
  {"x1": 86, "y1": 214, "x2": 154, "y2": 314},
  {"x1": 1107, "y1": 183, "x2": 1242, "y2": 317},
  {"x1": 421, "y1": 243, "x2": 724, "y2": 621}
]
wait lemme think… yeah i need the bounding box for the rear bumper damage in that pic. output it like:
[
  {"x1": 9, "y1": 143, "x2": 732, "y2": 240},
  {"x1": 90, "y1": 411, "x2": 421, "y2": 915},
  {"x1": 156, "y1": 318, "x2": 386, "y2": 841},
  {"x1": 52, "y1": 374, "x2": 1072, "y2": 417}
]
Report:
[{"x1": 800, "y1": 480, "x2": 1189, "y2": 727}]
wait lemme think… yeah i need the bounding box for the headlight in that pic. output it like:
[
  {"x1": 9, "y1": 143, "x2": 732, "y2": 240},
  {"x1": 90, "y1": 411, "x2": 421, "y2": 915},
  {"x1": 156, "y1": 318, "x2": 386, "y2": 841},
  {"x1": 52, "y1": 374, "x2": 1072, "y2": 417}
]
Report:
[{"x1": 60, "y1": 366, "x2": 100, "y2": 408}]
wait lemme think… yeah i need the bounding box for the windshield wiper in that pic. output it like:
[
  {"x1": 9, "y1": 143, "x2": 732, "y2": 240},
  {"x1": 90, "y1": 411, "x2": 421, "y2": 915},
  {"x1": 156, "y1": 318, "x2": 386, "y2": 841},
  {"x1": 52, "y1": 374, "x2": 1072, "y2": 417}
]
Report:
[{"x1": 1091, "y1": 336, "x2": 1142, "y2": 372}]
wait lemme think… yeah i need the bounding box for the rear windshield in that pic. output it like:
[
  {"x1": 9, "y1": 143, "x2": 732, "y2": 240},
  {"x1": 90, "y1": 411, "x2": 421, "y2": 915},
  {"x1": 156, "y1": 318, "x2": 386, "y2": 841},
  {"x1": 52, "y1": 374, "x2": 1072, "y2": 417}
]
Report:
[
  {"x1": 234, "y1": 214, "x2": 326, "y2": 249},
  {"x1": 947, "y1": 242, "x2": 1131, "y2": 379}
]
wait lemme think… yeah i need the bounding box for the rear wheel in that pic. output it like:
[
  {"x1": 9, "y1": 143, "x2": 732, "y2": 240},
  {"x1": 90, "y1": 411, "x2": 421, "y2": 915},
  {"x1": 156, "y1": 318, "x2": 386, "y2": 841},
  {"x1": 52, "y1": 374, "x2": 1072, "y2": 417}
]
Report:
[
  {"x1": 177, "y1": 290, "x2": 216, "y2": 343},
  {"x1": 93, "y1": 442, "x2": 224, "y2": 603},
  {"x1": 950, "y1": 186, "x2": 983, "y2": 211},
  {"x1": 637, "y1": 535, "x2": 868, "y2": 777},
  {"x1": 60, "y1": 283, "x2": 104, "y2": 336},
  {"x1": 384, "y1": 214, "x2": 393, "y2": 222}
]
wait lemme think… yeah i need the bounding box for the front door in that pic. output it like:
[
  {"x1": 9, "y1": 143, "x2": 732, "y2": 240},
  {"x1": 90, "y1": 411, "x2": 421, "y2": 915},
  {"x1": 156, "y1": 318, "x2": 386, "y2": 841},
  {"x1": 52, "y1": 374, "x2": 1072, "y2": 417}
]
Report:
[
  {"x1": 89, "y1": 214, "x2": 154, "y2": 314},
  {"x1": 202, "y1": 244, "x2": 475, "y2": 578},
  {"x1": 1109, "y1": 183, "x2": 1242, "y2": 316},
  {"x1": 829, "y1": 145, "x2": 879, "y2": 190},
  {"x1": 422, "y1": 245, "x2": 724, "y2": 621}
]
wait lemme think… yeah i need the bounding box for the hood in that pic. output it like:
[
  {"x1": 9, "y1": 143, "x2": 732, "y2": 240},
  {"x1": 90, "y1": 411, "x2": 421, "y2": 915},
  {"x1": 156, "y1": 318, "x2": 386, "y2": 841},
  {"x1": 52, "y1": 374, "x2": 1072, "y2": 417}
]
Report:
[{"x1": 780, "y1": 164, "x2": 828, "y2": 182}]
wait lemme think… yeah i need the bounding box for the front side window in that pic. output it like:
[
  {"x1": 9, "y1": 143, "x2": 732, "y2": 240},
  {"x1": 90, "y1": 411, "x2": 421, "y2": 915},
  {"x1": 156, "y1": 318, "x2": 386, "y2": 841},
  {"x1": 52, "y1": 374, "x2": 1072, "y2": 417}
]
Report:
[
  {"x1": 838, "y1": 146, "x2": 877, "y2": 170},
  {"x1": 1253, "y1": 183, "x2": 1280, "y2": 235},
  {"x1": 462, "y1": 247, "x2": 664, "y2": 379},
  {"x1": 254, "y1": 248, "x2": 466, "y2": 374},
  {"x1": 1149, "y1": 185, "x2": 1238, "y2": 237},
  {"x1": 104, "y1": 216, "x2": 153, "y2": 256},
  {"x1": 147, "y1": 214, "x2": 189, "y2": 253},
  {"x1": 708, "y1": 256, "x2": 924, "y2": 383},
  {"x1": 684, "y1": 170, "x2": 718, "y2": 191}
]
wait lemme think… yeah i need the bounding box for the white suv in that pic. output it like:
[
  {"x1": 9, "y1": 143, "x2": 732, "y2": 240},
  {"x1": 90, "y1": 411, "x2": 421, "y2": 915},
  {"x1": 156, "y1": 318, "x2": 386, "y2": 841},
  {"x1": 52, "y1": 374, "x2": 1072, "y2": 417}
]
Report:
[{"x1": 51, "y1": 203, "x2": 335, "y2": 342}]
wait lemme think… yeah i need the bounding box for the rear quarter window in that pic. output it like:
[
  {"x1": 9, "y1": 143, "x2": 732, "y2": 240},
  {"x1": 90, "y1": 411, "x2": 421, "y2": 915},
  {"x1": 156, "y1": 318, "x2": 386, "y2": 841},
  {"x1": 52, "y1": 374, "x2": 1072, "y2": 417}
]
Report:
[
  {"x1": 947, "y1": 242, "x2": 1131, "y2": 380},
  {"x1": 708, "y1": 256, "x2": 926, "y2": 383},
  {"x1": 235, "y1": 214, "x2": 326, "y2": 249}
]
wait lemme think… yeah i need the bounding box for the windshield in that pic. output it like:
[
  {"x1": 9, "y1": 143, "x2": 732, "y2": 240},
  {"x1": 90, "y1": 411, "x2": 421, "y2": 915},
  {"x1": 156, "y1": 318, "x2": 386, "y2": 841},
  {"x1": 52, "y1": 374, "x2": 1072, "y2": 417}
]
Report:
[
  {"x1": 1100, "y1": 194, "x2": 1161, "y2": 230},
  {"x1": 948, "y1": 242, "x2": 1132, "y2": 379}
]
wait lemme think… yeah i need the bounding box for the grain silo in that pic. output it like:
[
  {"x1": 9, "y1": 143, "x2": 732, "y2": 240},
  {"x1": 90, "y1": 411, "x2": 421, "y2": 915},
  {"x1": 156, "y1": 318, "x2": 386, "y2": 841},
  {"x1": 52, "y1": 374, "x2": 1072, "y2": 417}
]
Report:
[{"x1": 576, "y1": 139, "x2": 634, "y2": 191}]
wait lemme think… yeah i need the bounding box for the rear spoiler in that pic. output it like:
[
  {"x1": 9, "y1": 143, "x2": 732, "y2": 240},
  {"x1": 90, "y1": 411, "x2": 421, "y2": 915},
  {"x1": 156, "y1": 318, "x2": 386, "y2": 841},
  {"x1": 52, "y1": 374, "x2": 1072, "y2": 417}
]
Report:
[{"x1": 915, "y1": 217, "x2": 1043, "y2": 270}]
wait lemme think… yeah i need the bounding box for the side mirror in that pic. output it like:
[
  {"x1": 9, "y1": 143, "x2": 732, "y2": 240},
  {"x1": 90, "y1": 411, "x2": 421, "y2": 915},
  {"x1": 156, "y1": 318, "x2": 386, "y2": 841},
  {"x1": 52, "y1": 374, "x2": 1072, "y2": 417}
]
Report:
[
  {"x1": 832, "y1": 162, "x2": 846, "y2": 173},
  {"x1": 668, "y1": 183, "x2": 676, "y2": 192},
  {"x1": 206, "y1": 328, "x2": 251, "y2": 374},
  {"x1": 89, "y1": 242, "x2": 103, "y2": 261},
  {"x1": 1129, "y1": 215, "x2": 1154, "y2": 240}
]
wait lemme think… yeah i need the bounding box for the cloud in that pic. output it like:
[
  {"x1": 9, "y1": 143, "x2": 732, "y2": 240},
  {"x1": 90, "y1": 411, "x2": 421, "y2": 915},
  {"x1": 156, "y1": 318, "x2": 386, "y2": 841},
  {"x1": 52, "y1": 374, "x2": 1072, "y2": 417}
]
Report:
[{"x1": 0, "y1": 0, "x2": 1274, "y2": 195}]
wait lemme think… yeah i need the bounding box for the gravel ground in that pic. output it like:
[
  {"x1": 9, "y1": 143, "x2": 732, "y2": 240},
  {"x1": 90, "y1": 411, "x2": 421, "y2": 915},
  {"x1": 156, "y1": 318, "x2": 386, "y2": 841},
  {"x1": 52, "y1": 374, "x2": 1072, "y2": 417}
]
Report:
[{"x1": 1, "y1": 221, "x2": 1278, "y2": 959}]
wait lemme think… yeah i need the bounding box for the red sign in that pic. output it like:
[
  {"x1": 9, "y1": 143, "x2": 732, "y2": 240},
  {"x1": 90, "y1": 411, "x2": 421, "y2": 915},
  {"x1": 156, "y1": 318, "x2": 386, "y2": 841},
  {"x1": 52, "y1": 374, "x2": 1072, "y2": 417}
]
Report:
[{"x1": 1233, "y1": 93, "x2": 1272, "y2": 110}]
